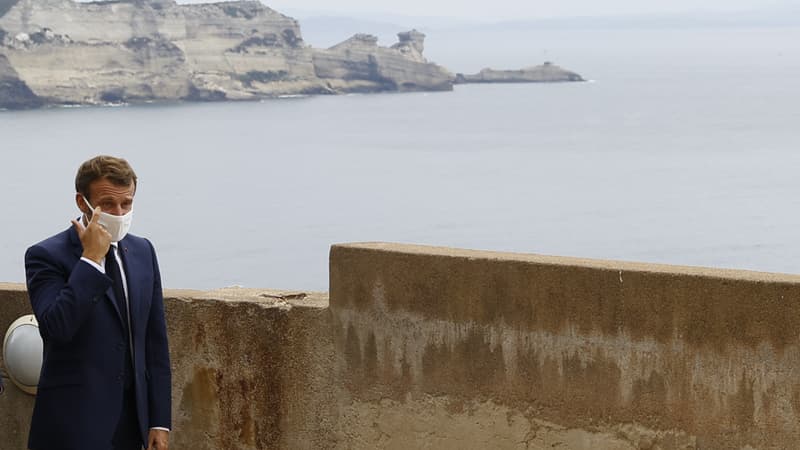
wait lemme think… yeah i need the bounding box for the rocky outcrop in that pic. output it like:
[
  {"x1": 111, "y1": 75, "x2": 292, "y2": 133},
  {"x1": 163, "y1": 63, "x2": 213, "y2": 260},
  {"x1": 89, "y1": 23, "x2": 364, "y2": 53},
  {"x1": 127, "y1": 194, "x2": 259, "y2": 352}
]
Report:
[
  {"x1": 0, "y1": 0, "x2": 453, "y2": 109},
  {"x1": 0, "y1": 52, "x2": 42, "y2": 109},
  {"x1": 455, "y1": 62, "x2": 584, "y2": 84},
  {"x1": 312, "y1": 30, "x2": 452, "y2": 93}
]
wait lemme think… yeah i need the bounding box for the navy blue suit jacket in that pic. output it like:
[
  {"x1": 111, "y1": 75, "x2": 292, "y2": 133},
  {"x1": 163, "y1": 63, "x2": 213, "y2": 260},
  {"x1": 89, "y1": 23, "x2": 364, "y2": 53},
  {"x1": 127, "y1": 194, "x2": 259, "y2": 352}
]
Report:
[{"x1": 25, "y1": 227, "x2": 171, "y2": 449}]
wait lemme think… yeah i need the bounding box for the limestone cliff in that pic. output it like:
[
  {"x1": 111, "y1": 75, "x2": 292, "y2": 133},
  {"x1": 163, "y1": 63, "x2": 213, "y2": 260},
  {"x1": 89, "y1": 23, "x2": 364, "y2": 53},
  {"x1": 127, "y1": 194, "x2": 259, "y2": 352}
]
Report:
[
  {"x1": 455, "y1": 62, "x2": 585, "y2": 84},
  {"x1": 0, "y1": 52, "x2": 42, "y2": 109},
  {"x1": 0, "y1": 0, "x2": 453, "y2": 109},
  {"x1": 313, "y1": 30, "x2": 452, "y2": 93}
]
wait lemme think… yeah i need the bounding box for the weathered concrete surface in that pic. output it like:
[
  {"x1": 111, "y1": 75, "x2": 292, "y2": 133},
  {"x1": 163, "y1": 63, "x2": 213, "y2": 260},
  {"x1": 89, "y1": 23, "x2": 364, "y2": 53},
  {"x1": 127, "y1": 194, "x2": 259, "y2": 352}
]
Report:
[
  {"x1": 5, "y1": 242, "x2": 800, "y2": 448},
  {"x1": 329, "y1": 243, "x2": 800, "y2": 449},
  {"x1": 0, "y1": 283, "x2": 336, "y2": 450},
  {"x1": 166, "y1": 287, "x2": 335, "y2": 450}
]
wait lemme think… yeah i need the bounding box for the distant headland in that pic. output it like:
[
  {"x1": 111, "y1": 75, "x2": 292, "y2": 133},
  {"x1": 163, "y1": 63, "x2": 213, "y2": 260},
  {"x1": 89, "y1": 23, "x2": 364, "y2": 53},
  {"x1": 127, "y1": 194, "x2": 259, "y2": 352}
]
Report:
[
  {"x1": 0, "y1": 0, "x2": 584, "y2": 110},
  {"x1": 455, "y1": 62, "x2": 584, "y2": 84}
]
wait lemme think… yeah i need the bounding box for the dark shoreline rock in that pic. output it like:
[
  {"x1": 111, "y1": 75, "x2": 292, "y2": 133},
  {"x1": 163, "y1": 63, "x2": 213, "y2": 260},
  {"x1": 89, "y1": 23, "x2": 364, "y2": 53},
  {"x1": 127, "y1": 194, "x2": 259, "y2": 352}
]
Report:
[
  {"x1": 0, "y1": 54, "x2": 43, "y2": 109},
  {"x1": 455, "y1": 62, "x2": 585, "y2": 84}
]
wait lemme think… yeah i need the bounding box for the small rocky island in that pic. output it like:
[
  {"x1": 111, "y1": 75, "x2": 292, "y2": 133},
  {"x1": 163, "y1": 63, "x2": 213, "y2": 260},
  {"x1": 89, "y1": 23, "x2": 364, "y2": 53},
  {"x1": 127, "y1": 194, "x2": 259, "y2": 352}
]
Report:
[
  {"x1": 0, "y1": 0, "x2": 583, "y2": 110},
  {"x1": 455, "y1": 62, "x2": 585, "y2": 84}
]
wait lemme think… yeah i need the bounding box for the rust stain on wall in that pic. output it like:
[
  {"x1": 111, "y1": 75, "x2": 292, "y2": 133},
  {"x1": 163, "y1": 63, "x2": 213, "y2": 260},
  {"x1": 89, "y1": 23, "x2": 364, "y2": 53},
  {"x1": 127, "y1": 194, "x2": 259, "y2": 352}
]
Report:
[
  {"x1": 729, "y1": 371, "x2": 755, "y2": 430},
  {"x1": 345, "y1": 323, "x2": 362, "y2": 372},
  {"x1": 513, "y1": 348, "x2": 543, "y2": 394},
  {"x1": 556, "y1": 350, "x2": 623, "y2": 423},
  {"x1": 168, "y1": 300, "x2": 290, "y2": 449},
  {"x1": 236, "y1": 379, "x2": 256, "y2": 445},
  {"x1": 179, "y1": 366, "x2": 222, "y2": 442},
  {"x1": 363, "y1": 332, "x2": 378, "y2": 382},
  {"x1": 631, "y1": 371, "x2": 667, "y2": 420},
  {"x1": 193, "y1": 323, "x2": 207, "y2": 351},
  {"x1": 420, "y1": 330, "x2": 506, "y2": 396}
]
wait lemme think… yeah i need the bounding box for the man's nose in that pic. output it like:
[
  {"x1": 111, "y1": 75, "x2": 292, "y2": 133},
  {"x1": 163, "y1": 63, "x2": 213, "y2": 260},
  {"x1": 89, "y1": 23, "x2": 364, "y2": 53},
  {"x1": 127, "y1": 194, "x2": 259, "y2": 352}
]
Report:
[{"x1": 106, "y1": 205, "x2": 125, "y2": 216}]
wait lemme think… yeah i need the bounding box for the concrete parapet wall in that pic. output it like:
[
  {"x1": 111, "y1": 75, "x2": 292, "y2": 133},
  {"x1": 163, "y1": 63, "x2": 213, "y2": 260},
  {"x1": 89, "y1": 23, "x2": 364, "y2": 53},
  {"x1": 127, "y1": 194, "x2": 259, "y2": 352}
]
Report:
[
  {"x1": 329, "y1": 243, "x2": 800, "y2": 449},
  {"x1": 3, "y1": 242, "x2": 800, "y2": 449},
  {"x1": 0, "y1": 283, "x2": 335, "y2": 450}
]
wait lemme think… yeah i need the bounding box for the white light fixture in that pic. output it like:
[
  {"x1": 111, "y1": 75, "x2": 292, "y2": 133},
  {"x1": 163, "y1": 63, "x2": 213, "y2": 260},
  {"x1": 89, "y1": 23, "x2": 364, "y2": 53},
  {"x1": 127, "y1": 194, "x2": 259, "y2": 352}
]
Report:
[{"x1": 3, "y1": 315, "x2": 43, "y2": 395}]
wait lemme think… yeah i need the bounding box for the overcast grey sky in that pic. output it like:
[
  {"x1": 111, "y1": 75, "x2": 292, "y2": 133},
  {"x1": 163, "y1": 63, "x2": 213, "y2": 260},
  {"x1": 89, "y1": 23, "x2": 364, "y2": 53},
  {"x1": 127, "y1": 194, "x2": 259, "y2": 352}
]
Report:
[{"x1": 177, "y1": 0, "x2": 791, "y2": 21}]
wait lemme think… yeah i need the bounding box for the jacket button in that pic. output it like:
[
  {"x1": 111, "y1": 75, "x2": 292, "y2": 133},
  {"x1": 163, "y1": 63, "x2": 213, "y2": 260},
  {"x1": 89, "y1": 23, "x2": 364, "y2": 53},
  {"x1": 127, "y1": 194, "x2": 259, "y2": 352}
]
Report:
[
  {"x1": 117, "y1": 342, "x2": 125, "y2": 351},
  {"x1": 92, "y1": 296, "x2": 100, "y2": 303}
]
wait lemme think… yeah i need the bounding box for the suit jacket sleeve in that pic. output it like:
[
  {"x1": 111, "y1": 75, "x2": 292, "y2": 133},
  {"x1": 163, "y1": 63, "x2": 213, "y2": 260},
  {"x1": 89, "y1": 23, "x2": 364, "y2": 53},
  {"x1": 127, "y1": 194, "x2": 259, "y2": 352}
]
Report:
[
  {"x1": 144, "y1": 238, "x2": 172, "y2": 429},
  {"x1": 25, "y1": 244, "x2": 112, "y2": 344}
]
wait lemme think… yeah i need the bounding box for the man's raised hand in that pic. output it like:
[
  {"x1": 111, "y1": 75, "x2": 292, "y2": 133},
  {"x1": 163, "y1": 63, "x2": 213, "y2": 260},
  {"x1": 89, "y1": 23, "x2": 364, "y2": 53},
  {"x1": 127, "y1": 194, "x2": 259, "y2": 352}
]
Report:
[{"x1": 71, "y1": 206, "x2": 111, "y2": 264}]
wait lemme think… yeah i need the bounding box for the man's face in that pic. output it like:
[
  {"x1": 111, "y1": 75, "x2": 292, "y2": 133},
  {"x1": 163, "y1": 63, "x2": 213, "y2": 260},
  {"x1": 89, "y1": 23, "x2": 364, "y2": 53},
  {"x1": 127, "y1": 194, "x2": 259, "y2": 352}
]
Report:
[{"x1": 76, "y1": 178, "x2": 135, "y2": 218}]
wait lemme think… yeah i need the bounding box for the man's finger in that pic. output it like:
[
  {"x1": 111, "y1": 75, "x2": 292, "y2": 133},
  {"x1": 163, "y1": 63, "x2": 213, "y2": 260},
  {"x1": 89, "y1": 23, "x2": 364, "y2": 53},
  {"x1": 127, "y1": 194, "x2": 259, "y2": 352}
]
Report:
[
  {"x1": 70, "y1": 219, "x2": 85, "y2": 234},
  {"x1": 89, "y1": 206, "x2": 102, "y2": 225}
]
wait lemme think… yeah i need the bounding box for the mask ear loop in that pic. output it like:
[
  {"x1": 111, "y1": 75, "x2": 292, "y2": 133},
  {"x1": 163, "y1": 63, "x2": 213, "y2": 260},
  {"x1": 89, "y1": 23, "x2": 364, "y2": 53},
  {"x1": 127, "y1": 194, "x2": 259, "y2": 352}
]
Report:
[
  {"x1": 82, "y1": 196, "x2": 100, "y2": 226},
  {"x1": 82, "y1": 196, "x2": 94, "y2": 210}
]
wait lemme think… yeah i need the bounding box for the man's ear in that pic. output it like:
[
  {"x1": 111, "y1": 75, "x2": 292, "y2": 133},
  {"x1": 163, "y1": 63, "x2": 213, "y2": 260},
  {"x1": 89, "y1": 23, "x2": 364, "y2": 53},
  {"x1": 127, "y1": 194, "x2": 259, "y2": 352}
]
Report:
[{"x1": 75, "y1": 193, "x2": 91, "y2": 217}]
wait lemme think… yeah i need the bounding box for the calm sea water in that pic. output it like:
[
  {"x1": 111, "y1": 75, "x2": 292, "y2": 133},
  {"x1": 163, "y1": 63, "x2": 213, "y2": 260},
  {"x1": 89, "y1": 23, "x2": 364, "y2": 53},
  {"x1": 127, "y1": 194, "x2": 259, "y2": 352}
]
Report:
[{"x1": 2, "y1": 27, "x2": 800, "y2": 291}]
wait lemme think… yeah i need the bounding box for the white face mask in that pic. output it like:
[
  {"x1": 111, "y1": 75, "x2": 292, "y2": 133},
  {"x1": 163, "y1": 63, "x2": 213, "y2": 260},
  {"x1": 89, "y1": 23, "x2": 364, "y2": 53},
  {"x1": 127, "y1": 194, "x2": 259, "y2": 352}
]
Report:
[{"x1": 83, "y1": 197, "x2": 133, "y2": 243}]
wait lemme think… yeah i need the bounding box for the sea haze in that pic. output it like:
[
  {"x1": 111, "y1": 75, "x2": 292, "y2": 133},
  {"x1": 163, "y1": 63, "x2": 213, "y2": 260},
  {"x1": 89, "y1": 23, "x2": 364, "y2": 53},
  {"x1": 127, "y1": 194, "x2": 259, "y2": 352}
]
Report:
[{"x1": 2, "y1": 26, "x2": 799, "y2": 291}]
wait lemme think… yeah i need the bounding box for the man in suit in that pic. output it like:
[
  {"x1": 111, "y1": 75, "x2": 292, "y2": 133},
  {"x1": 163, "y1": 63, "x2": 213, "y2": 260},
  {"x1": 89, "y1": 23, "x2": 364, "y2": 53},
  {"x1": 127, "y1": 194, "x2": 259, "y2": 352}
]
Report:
[{"x1": 25, "y1": 155, "x2": 171, "y2": 450}]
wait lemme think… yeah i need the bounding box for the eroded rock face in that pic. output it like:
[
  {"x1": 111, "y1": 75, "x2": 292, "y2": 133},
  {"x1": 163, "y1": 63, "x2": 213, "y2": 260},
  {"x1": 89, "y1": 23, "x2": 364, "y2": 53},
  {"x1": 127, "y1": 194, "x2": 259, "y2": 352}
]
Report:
[
  {"x1": 313, "y1": 30, "x2": 453, "y2": 93},
  {"x1": 455, "y1": 62, "x2": 585, "y2": 84},
  {"x1": 0, "y1": 1, "x2": 452, "y2": 109},
  {"x1": 0, "y1": 53, "x2": 42, "y2": 109},
  {"x1": 392, "y1": 29, "x2": 425, "y2": 59}
]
